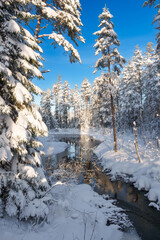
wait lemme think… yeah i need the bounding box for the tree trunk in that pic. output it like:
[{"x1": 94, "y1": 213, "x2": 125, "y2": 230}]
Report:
[
  {"x1": 107, "y1": 48, "x2": 118, "y2": 152},
  {"x1": 111, "y1": 93, "x2": 118, "y2": 152},
  {"x1": 34, "y1": 17, "x2": 42, "y2": 39},
  {"x1": 34, "y1": 0, "x2": 47, "y2": 39}
]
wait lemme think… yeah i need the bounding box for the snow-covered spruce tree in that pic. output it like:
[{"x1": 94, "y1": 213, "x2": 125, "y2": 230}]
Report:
[
  {"x1": 93, "y1": 5, "x2": 125, "y2": 151},
  {"x1": 70, "y1": 85, "x2": 81, "y2": 128},
  {"x1": 92, "y1": 76, "x2": 104, "y2": 128},
  {"x1": 52, "y1": 74, "x2": 63, "y2": 128},
  {"x1": 80, "y1": 78, "x2": 92, "y2": 129},
  {"x1": 92, "y1": 74, "x2": 111, "y2": 128},
  {"x1": 26, "y1": 0, "x2": 85, "y2": 63},
  {"x1": 143, "y1": 0, "x2": 160, "y2": 53},
  {"x1": 61, "y1": 80, "x2": 71, "y2": 128},
  {"x1": 119, "y1": 60, "x2": 142, "y2": 131},
  {"x1": 119, "y1": 46, "x2": 143, "y2": 132},
  {"x1": 131, "y1": 45, "x2": 144, "y2": 131},
  {"x1": 132, "y1": 46, "x2": 143, "y2": 106},
  {"x1": 142, "y1": 42, "x2": 155, "y2": 131},
  {"x1": 40, "y1": 88, "x2": 54, "y2": 129},
  {"x1": 0, "y1": 0, "x2": 50, "y2": 219},
  {"x1": 142, "y1": 43, "x2": 160, "y2": 136}
]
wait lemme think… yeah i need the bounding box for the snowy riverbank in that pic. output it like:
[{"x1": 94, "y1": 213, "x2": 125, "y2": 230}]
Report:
[
  {"x1": 93, "y1": 131, "x2": 160, "y2": 211},
  {"x1": 48, "y1": 128, "x2": 160, "y2": 210}
]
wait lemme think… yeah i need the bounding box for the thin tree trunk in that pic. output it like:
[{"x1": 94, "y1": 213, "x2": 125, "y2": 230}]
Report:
[
  {"x1": 133, "y1": 121, "x2": 141, "y2": 163},
  {"x1": 108, "y1": 48, "x2": 118, "y2": 152},
  {"x1": 34, "y1": 17, "x2": 42, "y2": 39},
  {"x1": 111, "y1": 93, "x2": 118, "y2": 152},
  {"x1": 34, "y1": 0, "x2": 47, "y2": 39}
]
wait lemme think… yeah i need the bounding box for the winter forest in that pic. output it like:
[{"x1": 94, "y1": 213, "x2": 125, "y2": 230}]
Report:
[{"x1": 0, "y1": 0, "x2": 160, "y2": 240}]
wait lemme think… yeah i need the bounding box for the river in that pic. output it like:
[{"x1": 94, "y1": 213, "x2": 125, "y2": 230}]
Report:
[{"x1": 43, "y1": 134, "x2": 160, "y2": 240}]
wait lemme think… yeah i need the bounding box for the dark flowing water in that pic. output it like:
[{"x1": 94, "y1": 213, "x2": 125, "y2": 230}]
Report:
[{"x1": 44, "y1": 135, "x2": 160, "y2": 240}]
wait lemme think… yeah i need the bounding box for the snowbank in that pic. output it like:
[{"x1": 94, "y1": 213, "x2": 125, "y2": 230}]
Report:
[
  {"x1": 39, "y1": 133, "x2": 68, "y2": 156},
  {"x1": 0, "y1": 183, "x2": 140, "y2": 240},
  {"x1": 93, "y1": 131, "x2": 160, "y2": 210}
]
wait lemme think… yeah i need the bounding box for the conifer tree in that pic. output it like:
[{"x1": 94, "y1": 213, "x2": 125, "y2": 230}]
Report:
[
  {"x1": 93, "y1": 5, "x2": 125, "y2": 151},
  {"x1": 80, "y1": 78, "x2": 92, "y2": 128},
  {"x1": 142, "y1": 43, "x2": 160, "y2": 135},
  {"x1": 119, "y1": 60, "x2": 141, "y2": 130},
  {"x1": 0, "y1": 0, "x2": 49, "y2": 219},
  {"x1": 143, "y1": 0, "x2": 160, "y2": 53},
  {"x1": 132, "y1": 46, "x2": 144, "y2": 131},
  {"x1": 70, "y1": 85, "x2": 81, "y2": 128},
  {"x1": 52, "y1": 74, "x2": 63, "y2": 128},
  {"x1": 40, "y1": 88, "x2": 54, "y2": 129},
  {"x1": 92, "y1": 75, "x2": 111, "y2": 128},
  {"x1": 132, "y1": 46, "x2": 144, "y2": 106},
  {"x1": 119, "y1": 46, "x2": 143, "y2": 132},
  {"x1": 61, "y1": 80, "x2": 71, "y2": 128}
]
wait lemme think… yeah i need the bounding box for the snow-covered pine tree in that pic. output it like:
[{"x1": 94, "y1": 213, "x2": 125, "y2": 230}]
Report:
[
  {"x1": 70, "y1": 85, "x2": 81, "y2": 128},
  {"x1": 144, "y1": 42, "x2": 154, "y2": 64},
  {"x1": 142, "y1": 43, "x2": 160, "y2": 136},
  {"x1": 26, "y1": 0, "x2": 85, "y2": 63},
  {"x1": 143, "y1": 0, "x2": 160, "y2": 53},
  {"x1": 61, "y1": 80, "x2": 71, "y2": 128},
  {"x1": 132, "y1": 46, "x2": 144, "y2": 106},
  {"x1": 0, "y1": 0, "x2": 50, "y2": 219},
  {"x1": 119, "y1": 60, "x2": 142, "y2": 130},
  {"x1": 131, "y1": 45, "x2": 144, "y2": 131},
  {"x1": 92, "y1": 74, "x2": 111, "y2": 128},
  {"x1": 119, "y1": 46, "x2": 144, "y2": 132},
  {"x1": 40, "y1": 88, "x2": 54, "y2": 129},
  {"x1": 52, "y1": 74, "x2": 63, "y2": 128},
  {"x1": 80, "y1": 78, "x2": 92, "y2": 129},
  {"x1": 92, "y1": 76, "x2": 102, "y2": 128},
  {"x1": 93, "y1": 5, "x2": 125, "y2": 151}
]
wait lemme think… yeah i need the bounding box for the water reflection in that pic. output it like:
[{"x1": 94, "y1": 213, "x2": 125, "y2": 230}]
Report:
[{"x1": 43, "y1": 135, "x2": 160, "y2": 240}]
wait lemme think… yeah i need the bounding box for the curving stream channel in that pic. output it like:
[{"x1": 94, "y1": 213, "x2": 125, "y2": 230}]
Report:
[{"x1": 43, "y1": 135, "x2": 160, "y2": 240}]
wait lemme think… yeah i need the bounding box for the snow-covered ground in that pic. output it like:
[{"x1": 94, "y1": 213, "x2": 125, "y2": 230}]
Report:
[
  {"x1": 1, "y1": 128, "x2": 159, "y2": 240},
  {"x1": 0, "y1": 183, "x2": 140, "y2": 240}
]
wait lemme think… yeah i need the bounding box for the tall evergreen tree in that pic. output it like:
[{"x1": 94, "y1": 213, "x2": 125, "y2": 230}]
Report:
[
  {"x1": 119, "y1": 59, "x2": 142, "y2": 130},
  {"x1": 52, "y1": 74, "x2": 63, "y2": 128},
  {"x1": 40, "y1": 88, "x2": 54, "y2": 129},
  {"x1": 119, "y1": 46, "x2": 143, "y2": 132},
  {"x1": 0, "y1": 0, "x2": 49, "y2": 219},
  {"x1": 143, "y1": 0, "x2": 160, "y2": 53},
  {"x1": 61, "y1": 80, "x2": 71, "y2": 128},
  {"x1": 80, "y1": 77, "x2": 92, "y2": 128},
  {"x1": 132, "y1": 46, "x2": 144, "y2": 131},
  {"x1": 70, "y1": 85, "x2": 81, "y2": 128},
  {"x1": 93, "y1": 5, "x2": 125, "y2": 151},
  {"x1": 92, "y1": 74, "x2": 111, "y2": 128},
  {"x1": 142, "y1": 43, "x2": 160, "y2": 135},
  {"x1": 132, "y1": 46, "x2": 144, "y2": 106}
]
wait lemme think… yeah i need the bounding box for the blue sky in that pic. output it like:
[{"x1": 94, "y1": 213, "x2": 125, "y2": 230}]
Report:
[{"x1": 33, "y1": 0, "x2": 157, "y2": 102}]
